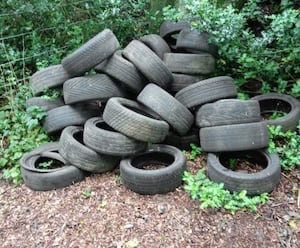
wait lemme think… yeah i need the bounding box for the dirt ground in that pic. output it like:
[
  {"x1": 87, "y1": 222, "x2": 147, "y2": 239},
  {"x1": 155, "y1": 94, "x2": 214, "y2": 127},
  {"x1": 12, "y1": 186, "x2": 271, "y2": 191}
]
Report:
[{"x1": 0, "y1": 155, "x2": 299, "y2": 248}]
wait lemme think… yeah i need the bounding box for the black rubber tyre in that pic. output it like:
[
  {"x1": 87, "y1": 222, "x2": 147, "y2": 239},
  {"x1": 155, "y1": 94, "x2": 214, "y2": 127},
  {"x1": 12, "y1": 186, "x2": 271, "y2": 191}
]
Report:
[
  {"x1": 29, "y1": 64, "x2": 71, "y2": 95},
  {"x1": 94, "y1": 51, "x2": 145, "y2": 94},
  {"x1": 122, "y1": 40, "x2": 173, "y2": 89},
  {"x1": 20, "y1": 142, "x2": 85, "y2": 191},
  {"x1": 137, "y1": 83, "x2": 194, "y2": 135},
  {"x1": 43, "y1": 103, "x2": 100, "y2": 134},
  {"x1": 163, "y1": 53, "x2": 215, "y2": 75},
  {"x1": 120, "y1": 144, "x2": 186, "y2": 195},
  {"x1": 26, "y1": 97, "x2": 65, "y2": 111},
  {"x1": 251, "y1": 93, "x2": 300, "y2": 131},
  {"x1": 103, "y1": 97, "x2": 169, "y2": 143},
  {"x1": 175, "y1": 76, "x2": 237, "y2": 109},
  {"x1": 61, "y1": 29, "x2": 119, "y2": 76},
  {"x1": 171, "y1": 73, "x2": 205, "y2": 93},
  {"x1": 200, "y1": 122, "x2": 269, "y2": 152},
  {"x1": 176, "y1": 29, "x2": 218, "y2": 58},
  {"x1": 162, "y1": 126, "x2": 200, "y2": 150},
  {"x1": 207, "y1": 150, "x2": 281, "y2": 195},
  {"x1": 140, "y1": 34, "x2": 171, "y2": 59},
  {"x1": 195, "y1": 99, "x2": 261, "y2": 128},
  {"x1": 160, "y1": 20, "x2": 191, "y2": 49},
  {"x1": 83, "y1": 117, "x2": 147, "y2": 156},
  {"x1": 59, "y1": 126, "x2": 120, "y2": 173},
  {"x1": 63, "y1": 74, "x2": 126, "y2": 104}
]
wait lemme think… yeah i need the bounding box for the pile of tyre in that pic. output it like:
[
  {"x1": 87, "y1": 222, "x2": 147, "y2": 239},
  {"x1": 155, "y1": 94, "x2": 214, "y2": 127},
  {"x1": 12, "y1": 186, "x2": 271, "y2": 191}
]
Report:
[{"x1": 21, "y1": 20, "x2": 300, "y2": 195}]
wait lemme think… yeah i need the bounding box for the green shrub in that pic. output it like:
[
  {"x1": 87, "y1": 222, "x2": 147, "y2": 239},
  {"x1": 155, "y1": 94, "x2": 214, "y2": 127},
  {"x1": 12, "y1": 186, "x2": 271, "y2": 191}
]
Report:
[
  {"x1": 163, "y1": 0, "x2": 300, "y2": 97},
  {"x1": 268, "y1": 124, "x2": 300, "y2": 170},
  {"x1": 183, "y1": 169, "x2": 269, "y2": 213}
]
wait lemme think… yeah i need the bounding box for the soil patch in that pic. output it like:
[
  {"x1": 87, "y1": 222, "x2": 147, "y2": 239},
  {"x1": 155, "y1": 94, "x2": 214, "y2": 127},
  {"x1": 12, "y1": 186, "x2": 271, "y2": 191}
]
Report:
[{"x1": 1, "y1": 154, "x2": 300, "y2": 248}]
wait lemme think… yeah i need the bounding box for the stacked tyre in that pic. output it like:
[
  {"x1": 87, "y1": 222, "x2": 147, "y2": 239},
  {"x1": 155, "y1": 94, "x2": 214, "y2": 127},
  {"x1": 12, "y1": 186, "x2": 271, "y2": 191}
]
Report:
[{"x1": 195, "y1": 98, "x2": 281, "y2": 195}]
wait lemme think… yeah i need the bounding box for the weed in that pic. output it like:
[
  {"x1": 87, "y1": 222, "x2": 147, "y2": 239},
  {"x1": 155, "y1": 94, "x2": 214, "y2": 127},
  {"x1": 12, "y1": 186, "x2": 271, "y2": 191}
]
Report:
[
  {"x1": 81, "y1": 188, "x2": 93, "y2": 199},
  {"x1": 268, "y1": 124, "x2": 300, "y2": 170},
  {"x1": 183, "y1": 169, "x2": 269, "y2": 213},
  {"x1": 189, "y1": 143, "x2": 202, "y2": 160}
]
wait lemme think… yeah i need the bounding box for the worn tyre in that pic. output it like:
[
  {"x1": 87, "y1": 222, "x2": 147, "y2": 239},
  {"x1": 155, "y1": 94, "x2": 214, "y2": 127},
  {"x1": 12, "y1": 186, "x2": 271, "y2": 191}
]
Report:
[
  {"x1": 175, "y1": 76, "x2": 237, "y2": 109},
  {"x1": 163, "y1": 53, "x2": 215, "y2": 75},
  {"x1": 94, "y1": 52, "x2": 145, "y2": 94},
  {"x1": 29, "y1": 64, "x2": 70, "y2": 95},
  {"x1": 120, "y1": 144, "x2": 186, "y2": 195},
  {"x1": 63, "y1": 74, "x2": 126, "y2": 104},
  {"x1": 140, "y1": 34, "x2": 171, "y2": 59},
  {"x1": 26, "y1": 96, "x2": 65, "y2": 111},
  {"x1": 162, "y1": 126, "x2": 200, "y2": 150},
  {"x1": 200, "y1": 122, "x2": 269, "y2": 152},
  {"x1": 176, "y1": 29, "x2": 218, "y2": 58},
  {"x1": 20, "y1": 142, "x2": 85, "y2": 191},
  {"x1": 207, "y1": 150, "x2": 281, "y2": 195},
  {"x1": 171, "y1": 73, "x2": 205, "y2": 93},
  {"x1": 83, "y1": 117, "x2": 147, "y2": 156},
  {"x1": 251, "y1": 93, "x2": 300, "y2": 131},
  {"x1": 122, "y1": 40, "x2": 173, "y2": 89},
  {"x1": 43, "y1": 103, "x2": 100, "y2": 134},
  {"x1": 103, "y1": 97, "x2": 169, "y2": 143},
  {"x1": 160, "y1": 20, "x2": 190, "y2": 49},
  {"x1": 196, "y1": 99, "x2": 261, "y2": 127},
  {"x1": 62, "y1": 29, "x2": 119, "y2": 76},
  {"x1": 137, "y1": 83, "x2": 194, "y2": 135},
  {"x1": 59, "y1": 126, "x2": 120, "y2": 173}
]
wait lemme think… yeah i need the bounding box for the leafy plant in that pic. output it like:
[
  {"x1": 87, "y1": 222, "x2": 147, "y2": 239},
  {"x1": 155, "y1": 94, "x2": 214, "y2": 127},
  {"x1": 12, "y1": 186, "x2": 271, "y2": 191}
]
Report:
[
  {"x1": 268, "y1": 124, "x2": 300, "y2": 170},
  {"x1": 81, "y1": 188, "x2": 93, "y2": 199},
  {"x1": 163, "y1": 0, "x2": 300, "y2": 97},
  {"x1": 0, "y1": 82, "x2": 50, "y2": 184},
  {"x1": 183, "y1": 169, "x2": 269, "y2": 213},
  {"x1": 189, "y1": 143, "x2": 202, "y2": 160}
]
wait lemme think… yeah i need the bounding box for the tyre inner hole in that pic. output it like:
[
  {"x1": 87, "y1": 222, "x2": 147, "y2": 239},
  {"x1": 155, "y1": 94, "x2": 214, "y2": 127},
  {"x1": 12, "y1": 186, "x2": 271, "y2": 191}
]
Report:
[
  {"x1": 219, "y1": 151, "x2": 267, "y2": 174},
  {"x1": 73, "y1": 130, "x2": 84, "y2": 144},
  {"x1": 259, "y1": 99, "x2": 291, "y2": 120},
  {"x1": 125, "y1": 105, "x2": 155, "y2": 119},
  {"x1": 35, "y1": 157, "x2": 64, "y2": 169},
  {"x1": 131, "y1": 152, "x2": 174, "y2": 170},
  {"x1": 96, "y1": 121, "x2": 116, "y2": 132}
]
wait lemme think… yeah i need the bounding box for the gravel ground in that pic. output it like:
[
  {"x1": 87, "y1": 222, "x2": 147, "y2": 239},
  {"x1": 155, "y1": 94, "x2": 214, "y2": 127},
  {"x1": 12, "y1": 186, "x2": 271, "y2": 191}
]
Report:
[{"x1": 1, "y1": 156, "x2": 300, "y2": 248}]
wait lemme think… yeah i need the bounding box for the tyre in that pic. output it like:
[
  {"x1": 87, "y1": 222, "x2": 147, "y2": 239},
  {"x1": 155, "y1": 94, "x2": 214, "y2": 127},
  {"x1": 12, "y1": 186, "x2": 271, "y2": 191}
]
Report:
[
  {"x1": 171, "y1": 73, "x2": 205, "y2": 93},
  {"x1": 29, "y1": 64, "x2": 71, "y2": 95},
  {"x1": 122, "y1": 40, "x2": 173, "y2": 89},
  {"x1": 159, "y1": 20, "x2": 191, "y2": 49},
  {"x1": 83, "y1": 117, "x2": 147, "y2": 156},
  {"x1": 43, "y1": 103, "x2": 100, "y2": 134},
  {"x1": 103, "y1": 97, "x2": 169, "y2": 143},
  {"x1": 62, "y1": 29, "x2": 119, "y2": 76},
  {"x1": 94, "y1": 51, "x2": 145, "y2": 94},
  {"x1": 63, "y1": 74, "x2": 126, "y2": 104},
  {"x1": 20, "y1": 142, "x2": 85, "y2": 191},
  {"x1": 163, "y1": 53, "x2": 215, "y2": 75},
  {"x1": 175, "y1": 76, "x2": 237, "y2": 109},
  {"x1": 59, "y1": 126, "x2": 120, "y2": 173},
  {"x1": 200, "y1": 122, "x2": 269, "y2": 152},
  {"x1": 176, "y1": 29, "x2": 218, "y2": 58},
  {"x1": 120, "y1": 144, "x2": 186, "y2": 195},
  {"x1": 251, "y1": 93, "x2": 300, "y2": 131},
  {"x1": 207, "y1": 150, "x2": 281, "y2": 195},
  {"x1": 162, "y1": 126, "x2": 200, "y2": 150},
  {"x1": 137, "y1": 83, "x2": 194, "y2": 135},
  {"x1": 195, "y1": 99, "x2": 261, "y2": 128},
  {"x1": 140, "y1": 34, "x2": 171, "y2": 59},
  {"x1": 26, "y1": 96, "x2": 65, "y2": 111}
]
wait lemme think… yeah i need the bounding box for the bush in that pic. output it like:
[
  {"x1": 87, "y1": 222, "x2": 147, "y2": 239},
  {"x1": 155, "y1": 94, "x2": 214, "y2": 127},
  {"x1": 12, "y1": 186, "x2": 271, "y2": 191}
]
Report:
[{"x1": 163, "y1": 0, "x2": 300, "y2": 98}]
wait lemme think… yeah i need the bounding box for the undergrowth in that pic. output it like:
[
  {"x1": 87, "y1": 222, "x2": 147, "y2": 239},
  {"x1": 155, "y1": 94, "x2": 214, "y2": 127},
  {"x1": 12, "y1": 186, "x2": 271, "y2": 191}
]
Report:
[{"x1": 183, "y1": 169, "x2": 269, "y2": 213}]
